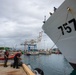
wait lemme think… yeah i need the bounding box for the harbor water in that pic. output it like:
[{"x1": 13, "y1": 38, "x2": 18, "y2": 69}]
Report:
[{"x1": 22, "y1": 54, "x2": 73, "y2": 75}]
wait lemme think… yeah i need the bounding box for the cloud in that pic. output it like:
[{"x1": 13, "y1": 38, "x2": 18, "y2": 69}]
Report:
[{"x1": 0, "y1": 0, "x2": 64, "y2": 49}]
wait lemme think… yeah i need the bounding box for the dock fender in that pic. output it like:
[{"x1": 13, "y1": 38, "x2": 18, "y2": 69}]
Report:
[
  {"x1": 34, "y1": 68, "x2": 44, "y2": 75},
  {"x1": 27, "y1": 64, "x2": 32, "y2": 70}
]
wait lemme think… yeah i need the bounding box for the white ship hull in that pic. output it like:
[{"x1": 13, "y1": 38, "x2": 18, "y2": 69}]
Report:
[{"x1": 42, "y1": 0, "x2": 76, "y2": 66}]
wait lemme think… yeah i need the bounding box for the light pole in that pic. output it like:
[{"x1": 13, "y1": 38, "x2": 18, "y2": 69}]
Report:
[
  {"x1": 15, "y1": 44, "x2": 17, "y2": 51},
  {"x1": 44, "y1": 40, "x2": 45, "y2": 51}
]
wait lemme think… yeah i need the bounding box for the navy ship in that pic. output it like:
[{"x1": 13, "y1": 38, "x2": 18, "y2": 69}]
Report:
[{"x1": 42, "y1": 0, "x2": 76, "y2": 69}]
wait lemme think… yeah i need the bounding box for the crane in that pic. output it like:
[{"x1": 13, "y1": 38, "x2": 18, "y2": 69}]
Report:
[
  {"x1": 37, "y1": 31, "x2": 43, "y2": 43},
  {"x1": 21, "y1": 31, "x2": 43, "y2": 51}
]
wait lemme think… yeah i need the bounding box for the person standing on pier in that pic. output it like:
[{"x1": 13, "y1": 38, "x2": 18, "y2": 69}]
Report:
[
  {"x1": 4, "y1": 50, "x2": 9, "y2": 67},
  {"x1": 13, "y1": 52, "x2": 22, "y2": 69}
]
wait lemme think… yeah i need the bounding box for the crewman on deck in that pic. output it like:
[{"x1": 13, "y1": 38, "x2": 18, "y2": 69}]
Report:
[{"x1": 54, "y1": 7, "x2": 57, "y2": 12}]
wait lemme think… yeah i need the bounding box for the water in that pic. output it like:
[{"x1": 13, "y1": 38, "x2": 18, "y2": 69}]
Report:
[{"x1": 22, "y1": 54, "x2": 73, "y2": 75}]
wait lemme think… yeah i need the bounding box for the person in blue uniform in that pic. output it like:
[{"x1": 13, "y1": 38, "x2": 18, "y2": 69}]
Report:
[
  {"x1": 13, "y1": 52, "x2": 22, "y2": 69},
  {"x1": 54, "y1": 7, "x2": 57, "y2": 12},
  {"x1": 4, "y1": 50, "x2": 9, "y2": 67}
]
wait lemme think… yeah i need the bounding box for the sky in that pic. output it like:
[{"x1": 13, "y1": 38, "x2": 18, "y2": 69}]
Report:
[{"x1": 0, "y1": 0, "x2": 64, "y2": 50}]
